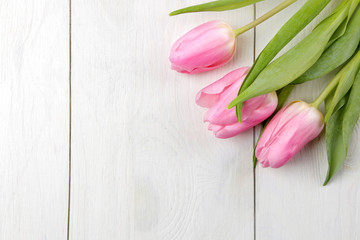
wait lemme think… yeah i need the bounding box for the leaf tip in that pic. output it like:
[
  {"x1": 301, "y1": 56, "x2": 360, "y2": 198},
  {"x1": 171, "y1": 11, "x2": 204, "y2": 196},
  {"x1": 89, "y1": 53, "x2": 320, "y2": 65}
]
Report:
[
  {"x1": 228, "y1": 99, "x2": 239, "y2": 109},
  {"x1": 323, "y1": 176, "x2": 331, "y2": 186},
  {"x1": 236, "y1": 116, "x2": 242, "y2": 124},
  {"x1": 169, "y1": 11, "x2": 177, "y2": 16},
  {"x1": 253, "y1": 159, "x2": 257, "y2": 168}
]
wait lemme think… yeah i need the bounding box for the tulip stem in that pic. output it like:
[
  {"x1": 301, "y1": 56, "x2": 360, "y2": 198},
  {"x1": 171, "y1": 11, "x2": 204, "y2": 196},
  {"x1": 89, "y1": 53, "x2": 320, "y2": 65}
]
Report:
[
  {"x1": 311, "y1": 77, "x2": 340, "y2": 109},
  {"x1": 233, "y1": 0, "x2": 297, "y2": 37}
]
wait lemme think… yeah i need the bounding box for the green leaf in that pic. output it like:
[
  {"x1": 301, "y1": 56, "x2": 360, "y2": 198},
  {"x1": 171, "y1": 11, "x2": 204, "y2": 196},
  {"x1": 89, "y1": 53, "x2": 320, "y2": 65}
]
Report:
[
  {"x1": 293, "y1": 5, "x2": 360, "y2": 84},
  {"x1": 325, "y1": 49, "x2": 360, "y2": 122},
  {"x1": 324, "y1": 69, "x2": 360, "y2": 185},
  {"x1": 323, "y1": 0, "x2": 358, "y2": 46},
  {"x1": 324, "y1": 88, "x2": 342, "y2": 113},
  {"x1": 324, "y1": 94, "x2": 349, "y2": 185},
  {"x1": 169, "y1": 0, "x2": 263, "y2": 16},
  {"x1": 275, "y1": 85, "x2": 294, "y2": 111},
  {"x1": 253, "y1": 125, "x2": 264, "y2": 168},
  {"x1": 229, "y1": 0, "x2": 353, "y2": 109},
  {"x1": 232, "y1": 0, "x2": 331, "y2": 121}
]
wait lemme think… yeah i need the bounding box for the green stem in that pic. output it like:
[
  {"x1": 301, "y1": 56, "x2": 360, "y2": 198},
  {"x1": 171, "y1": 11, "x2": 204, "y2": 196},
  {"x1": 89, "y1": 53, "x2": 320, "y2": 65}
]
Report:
[
  {"x1": 233, "y1": 0, "x2": 297, "y2": 37},
  {"x1": 311, "y1": 76, "x2": 340, "y2": 108}
]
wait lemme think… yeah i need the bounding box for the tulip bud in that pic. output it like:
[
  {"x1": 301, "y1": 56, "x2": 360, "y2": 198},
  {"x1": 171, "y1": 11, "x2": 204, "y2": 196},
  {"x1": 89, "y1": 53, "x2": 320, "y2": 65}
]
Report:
[
  {"x1": 170, "y1": 21, "x2": 236, "y2": 74},
  {"x1": 255, "y1": 101, "x2": 324, "y2": 168},
  {"x1": 196, "y1": 67, "x2": 278, "y2": 138}
]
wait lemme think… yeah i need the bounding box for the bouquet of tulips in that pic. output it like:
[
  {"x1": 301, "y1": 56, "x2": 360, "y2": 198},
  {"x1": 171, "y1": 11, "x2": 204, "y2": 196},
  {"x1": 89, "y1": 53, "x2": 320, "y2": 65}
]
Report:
[{"x1": 169, "y1": 0, "x2": 360, "y2": 185}]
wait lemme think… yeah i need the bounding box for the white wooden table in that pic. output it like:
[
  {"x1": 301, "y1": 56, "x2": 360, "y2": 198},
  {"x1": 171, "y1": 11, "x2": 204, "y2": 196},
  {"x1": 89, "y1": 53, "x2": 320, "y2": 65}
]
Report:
[{"x1": 1, "y1": 0, "x2": 360, "y2": 239}]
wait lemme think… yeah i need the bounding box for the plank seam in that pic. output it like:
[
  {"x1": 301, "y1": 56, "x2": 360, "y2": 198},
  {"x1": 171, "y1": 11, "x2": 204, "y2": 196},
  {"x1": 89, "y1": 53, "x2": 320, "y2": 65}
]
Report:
[
  {"x1": 67, "y1": 0, "x2": 72, "y2": 239},
  {"x1": 253, "y1": 3, "x2": 257, "y2": 240}
]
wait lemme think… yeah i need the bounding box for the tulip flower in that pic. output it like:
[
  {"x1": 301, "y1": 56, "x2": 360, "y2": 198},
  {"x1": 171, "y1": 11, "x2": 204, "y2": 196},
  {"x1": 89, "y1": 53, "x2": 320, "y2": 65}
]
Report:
[
  {"x1": 255, "y1": 101, "x2": 324, "y2": 168},
  {"x1": 196, "y1": 67, "x2": 278, "y2": 138},
  {"x1": 169, "y1": 1, "x2": 298, "y2": 74},
  {"x1": 170, "y1": 21, "x2": 236, "y2": 74}
]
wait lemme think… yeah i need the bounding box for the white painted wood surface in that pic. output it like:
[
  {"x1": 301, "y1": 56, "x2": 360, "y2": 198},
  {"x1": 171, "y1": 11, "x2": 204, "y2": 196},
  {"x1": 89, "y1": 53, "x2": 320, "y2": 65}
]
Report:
[
  {"x1": 0, "y1": 0, "x2": 69, "y2": 239},
  {"x1": 70, "y1": 0, "x2": 255, "y2": 239},
  {"x1": 2, "y1": 0, "x2": 360, "y2": 239}
]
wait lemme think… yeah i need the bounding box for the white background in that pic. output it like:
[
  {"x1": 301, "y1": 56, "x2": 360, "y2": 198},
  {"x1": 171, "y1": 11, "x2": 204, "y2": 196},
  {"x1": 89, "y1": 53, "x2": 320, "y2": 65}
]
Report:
[{"x1": 1, "y1": 0, "x2": 360, "y2": 239}]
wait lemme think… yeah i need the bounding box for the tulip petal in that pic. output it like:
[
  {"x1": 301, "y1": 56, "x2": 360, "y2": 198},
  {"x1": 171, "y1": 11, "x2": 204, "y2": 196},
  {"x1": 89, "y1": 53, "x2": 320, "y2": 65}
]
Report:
[
  {"x1": 208, "y1": 123, "x2": 224, "y2": 132},
  {"x1": 197, "y1": 67, "x2": 278, "y2": 139},
  {"x1": 170, "y1": 21, "x2": 236, "y2": 74},
  {"x1": 196, "y1": 67, "x2": 249, "y2": 108},
  {"x1": 242, "y1": 92, "x2": 278, "y2": 123},
  {"x1": 256, "y1": 101, "x2": 324, "y2": 168},
  {"x1": 214, "y1": 122, "x2": 253, "y2": 138},
  {"x1": 203, "y1": 76, "x2": 244, "y2": 125}
]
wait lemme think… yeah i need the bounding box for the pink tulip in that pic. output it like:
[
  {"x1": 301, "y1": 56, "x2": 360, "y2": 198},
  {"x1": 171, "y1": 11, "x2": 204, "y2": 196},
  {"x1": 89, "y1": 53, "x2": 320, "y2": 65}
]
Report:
[
  {"x1": 170, "y1": 21, "x2": 236, "y2": 74},
  {"x1": 255, "y1": 101, "x2": 324, "y2": 168},
  {"x1": 196, "y1": 67, "x2": 278, "y2": 138}
]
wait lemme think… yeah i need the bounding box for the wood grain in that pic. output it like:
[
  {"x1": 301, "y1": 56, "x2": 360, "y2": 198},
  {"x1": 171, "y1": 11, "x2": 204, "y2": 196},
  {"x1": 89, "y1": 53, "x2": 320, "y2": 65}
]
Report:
[
  {"x1": 255, "y1": 1, "x2": 360, "y2": 239},
  {"x1": 70, "y1": 0, "x2": 255, "y2": 239},
  {"x1": 3, "y1": 0, "x2": 359, "y2": 239},
  {"x1": 0, "y1": 0, "x2": 69, "y2": 239}
]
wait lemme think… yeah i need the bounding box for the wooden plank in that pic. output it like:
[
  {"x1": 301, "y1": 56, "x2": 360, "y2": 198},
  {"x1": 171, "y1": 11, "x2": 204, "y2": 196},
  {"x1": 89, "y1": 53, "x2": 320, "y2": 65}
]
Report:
[
  {"x1": 255, "y1": 0, "x2": 360, "y2": 239},
  {"x1": 0, "y1": 0, "x2": 69, "y2": 239},
  {"x1": 70, "y1": 0, "x2": 255, "y2": 239}
]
